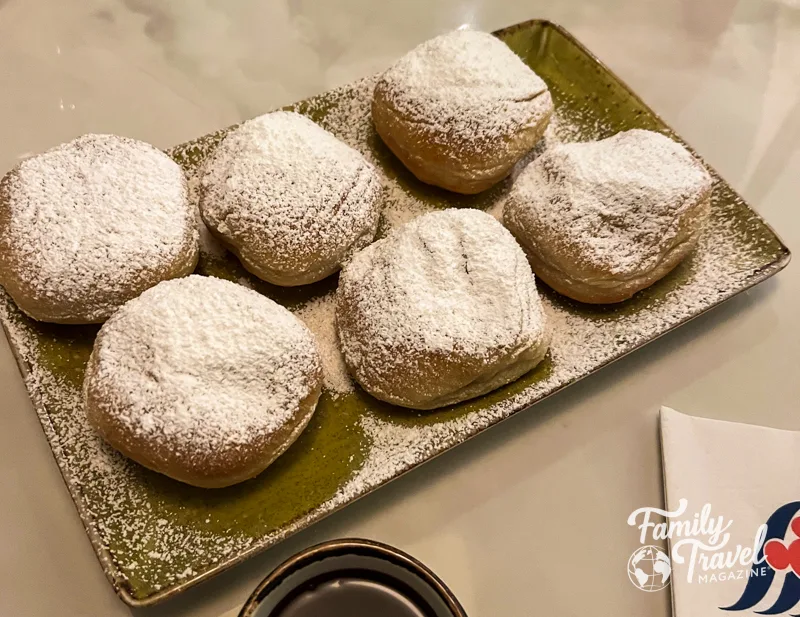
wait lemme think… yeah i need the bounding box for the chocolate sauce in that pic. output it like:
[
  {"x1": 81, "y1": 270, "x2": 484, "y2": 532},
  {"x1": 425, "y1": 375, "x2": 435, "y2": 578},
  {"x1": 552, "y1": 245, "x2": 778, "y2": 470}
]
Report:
[{"x1": 272, "y1": 575, "x2": 431, "y2": 617}]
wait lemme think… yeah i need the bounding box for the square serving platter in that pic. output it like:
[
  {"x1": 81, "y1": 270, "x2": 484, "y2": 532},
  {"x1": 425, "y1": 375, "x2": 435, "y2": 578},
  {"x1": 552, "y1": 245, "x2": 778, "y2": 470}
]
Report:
[{"x1": 0, "y1": 19, "x2": 790, "y2": 607}]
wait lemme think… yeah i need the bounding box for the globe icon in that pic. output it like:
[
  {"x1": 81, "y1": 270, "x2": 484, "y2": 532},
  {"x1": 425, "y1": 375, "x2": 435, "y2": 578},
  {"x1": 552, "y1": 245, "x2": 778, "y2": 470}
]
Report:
[{"x1": 628, "y1": 545, "x2": 671, "y2": 592}]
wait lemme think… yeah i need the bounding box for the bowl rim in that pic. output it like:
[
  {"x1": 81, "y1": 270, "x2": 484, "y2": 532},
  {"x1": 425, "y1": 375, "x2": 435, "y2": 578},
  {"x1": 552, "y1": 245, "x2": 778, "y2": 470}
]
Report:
[{"x1": 237, "y1": 537, "x2": 468, "y2": 617}]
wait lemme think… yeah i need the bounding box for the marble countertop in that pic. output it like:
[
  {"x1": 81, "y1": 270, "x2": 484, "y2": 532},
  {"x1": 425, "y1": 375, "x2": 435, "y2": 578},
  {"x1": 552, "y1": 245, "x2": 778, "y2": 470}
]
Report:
[{"x1": 1, "y1": 0, "x2": 798, "y2": 615}]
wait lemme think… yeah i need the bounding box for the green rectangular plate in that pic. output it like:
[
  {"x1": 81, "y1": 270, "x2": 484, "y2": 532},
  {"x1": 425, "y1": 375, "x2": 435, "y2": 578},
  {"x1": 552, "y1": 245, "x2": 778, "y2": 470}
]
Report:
[{"x1": 0, "y1": 19, "x2": 790, "y2": 607}]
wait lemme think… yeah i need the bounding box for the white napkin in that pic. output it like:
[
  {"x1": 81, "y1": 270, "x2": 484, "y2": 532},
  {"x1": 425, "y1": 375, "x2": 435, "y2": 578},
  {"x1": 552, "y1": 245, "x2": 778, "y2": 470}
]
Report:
[{"x1": 655, "y1": 407, "x2": 800, "y2": 617}]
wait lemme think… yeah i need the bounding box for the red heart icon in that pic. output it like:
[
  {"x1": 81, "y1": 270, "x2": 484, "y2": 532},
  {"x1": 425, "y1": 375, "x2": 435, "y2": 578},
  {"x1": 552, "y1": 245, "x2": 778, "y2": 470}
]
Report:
[
  {"x1": 765, "y1": 539, "x2": 790, "y2": 571},
  {"x1": 764, "y1": 538, "x2": 800, "y2": 575},
  {"x1": 789, "y1": 540, "x2": 800, "y2": 576},
  {"x1": 791, "y1": 517, "x2": 800, "y2": 538}
]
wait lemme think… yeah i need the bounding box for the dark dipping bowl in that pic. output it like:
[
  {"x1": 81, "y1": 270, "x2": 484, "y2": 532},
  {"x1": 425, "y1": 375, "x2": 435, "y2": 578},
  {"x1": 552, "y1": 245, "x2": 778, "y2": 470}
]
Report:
[{"x1": 238, "y1": 538, "x2": 467, "y2": 617}]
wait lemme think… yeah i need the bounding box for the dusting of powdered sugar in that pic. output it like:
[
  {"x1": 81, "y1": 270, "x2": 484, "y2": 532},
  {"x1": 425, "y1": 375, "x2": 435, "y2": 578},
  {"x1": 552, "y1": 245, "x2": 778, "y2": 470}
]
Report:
[
  {"x1": 376, "y1": 29, "x2": 551, "y2": 149},
  {"x1": 86, "y1": 275, "x2": 321, "y2": 454},
  {"x1": 308, "y1": 75, "x2": 586, "y2": 232},
  {"x1": 337, "y1": 210, "x2": 546, "y2": 390},
  {"x1": 199, "y1": 111, "x2": 381, "y2": 284},
  {"x1": 310, "y1": 74, "x2": 466, "y2": 230},
  {"x1": 506, "y1": 129, "x2": 713, "y2": 276},
  {"x1": 0, "y1": 134, "x2": 198, "y2": 323},
  {"x1": 293, "y1": 294, "x2": 352, "y2": 395},
  {"x1": 0, "y1": 53, "x2": 786, "y2": 603}
]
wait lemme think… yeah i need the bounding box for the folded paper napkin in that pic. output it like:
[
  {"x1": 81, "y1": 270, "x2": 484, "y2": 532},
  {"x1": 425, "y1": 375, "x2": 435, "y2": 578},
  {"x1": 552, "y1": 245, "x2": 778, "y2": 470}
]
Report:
[{"x1": 650, "y1": 407, "x2": 800, "y2": 617}]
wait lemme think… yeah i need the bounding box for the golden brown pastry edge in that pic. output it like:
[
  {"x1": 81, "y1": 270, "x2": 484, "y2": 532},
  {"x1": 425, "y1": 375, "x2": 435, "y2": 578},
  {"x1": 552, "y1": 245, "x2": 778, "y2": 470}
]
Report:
[
  {"x1": 83, "y1": 343, "x2": 323, "y2": 489},
  {"x1": 371, "y1": 86, "x2": 553, "y2": 195},
  {"x1": 0, "y1": 165, "x2": 199, "y2": 324},
  {"x1": 505, "y1": 192, "x2": 712, "y2": 304}
]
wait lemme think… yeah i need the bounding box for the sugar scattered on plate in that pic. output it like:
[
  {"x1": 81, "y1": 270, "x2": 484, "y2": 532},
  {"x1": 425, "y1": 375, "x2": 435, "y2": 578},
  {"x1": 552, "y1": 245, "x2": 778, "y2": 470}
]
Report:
[{"x1": 293, "y1": 294, "x2": 352, "y2": 396}]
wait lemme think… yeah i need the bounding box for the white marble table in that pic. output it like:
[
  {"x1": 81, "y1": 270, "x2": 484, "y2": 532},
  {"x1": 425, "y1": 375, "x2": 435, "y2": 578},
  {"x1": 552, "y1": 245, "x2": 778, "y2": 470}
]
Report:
[{"x1": 1, "y1": 0, "x2": 797, "y2": 615}]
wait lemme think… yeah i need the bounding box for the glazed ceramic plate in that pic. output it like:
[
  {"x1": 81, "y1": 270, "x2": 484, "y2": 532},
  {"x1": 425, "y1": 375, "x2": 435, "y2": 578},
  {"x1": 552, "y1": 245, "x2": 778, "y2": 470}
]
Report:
[{"x1": 0, "y1": 20, "x2": 790, "y2": 607}]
